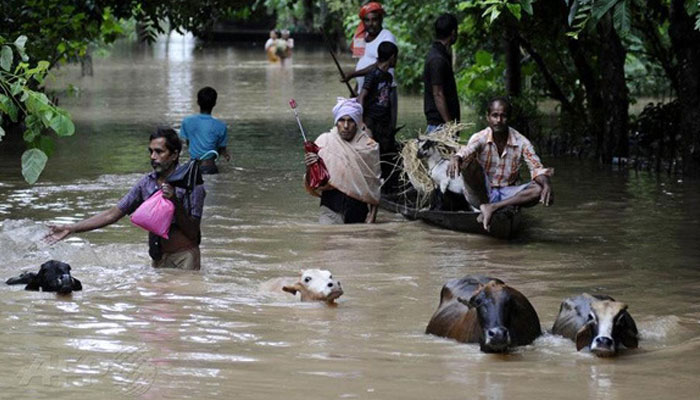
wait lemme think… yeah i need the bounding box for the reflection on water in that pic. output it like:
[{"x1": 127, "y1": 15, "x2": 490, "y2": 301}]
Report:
[{"x1": 1, "y1": 35, "x2": 700, "y2": 399}]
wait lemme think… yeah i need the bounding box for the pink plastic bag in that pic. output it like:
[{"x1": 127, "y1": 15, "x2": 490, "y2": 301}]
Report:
[{"x1": 130, "y1": 190, "x2": 175, "y2": 239}]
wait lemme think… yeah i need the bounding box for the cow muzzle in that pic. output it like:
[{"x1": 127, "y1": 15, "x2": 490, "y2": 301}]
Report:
[
  {"x1": 590, "y1": 335, "x2": 615, "y2": 357},
  {"x1": 56, "y1": 274, "x2": 74, "y2": 294},
  {"x1": 482, "y1": 327, "x2": 511, "y2": 353}
]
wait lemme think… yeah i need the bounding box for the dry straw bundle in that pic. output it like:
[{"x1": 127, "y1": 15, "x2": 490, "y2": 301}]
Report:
[{"x1": 397, "y1": 122, "x2": 473, "y2": 206}]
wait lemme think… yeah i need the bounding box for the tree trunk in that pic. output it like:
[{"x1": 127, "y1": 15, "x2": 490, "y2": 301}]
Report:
[
  {"x1": 596, "y1": 14, "x2": 629, "y2": 162},
  {"x1": 504, "y1": 23, "x2": 521, "y2": 98},
  {"x1": 302, "y1": 0, "x2": 314, "y2": 32},
  {"x1": 668, "y1": 0, "x2": 700, "y2": 175},
  {"x1": 567, "y1": 37, "x2": 604, "y2": 159},
  {"x1": 566, "y1": 13, "x2": 628, "y2": 164}
]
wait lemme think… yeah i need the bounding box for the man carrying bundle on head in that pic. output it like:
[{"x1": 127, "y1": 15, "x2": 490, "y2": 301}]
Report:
[
  {"x1": 304, "y1": 98, "x2": 381, "y2": 224},
  {"x1": 342, "y1": 2, "x2": 398, "y2": 131}
]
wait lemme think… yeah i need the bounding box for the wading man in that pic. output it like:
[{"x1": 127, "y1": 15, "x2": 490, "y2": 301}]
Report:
[
  {"x1": 447, "y1": 97, "x2": 553, "y2": 230},
  {"x1": 304, "y1": 98, "x2": 381, "y2": 224},
  {"x1": 180, "y1": 86, "x2": 230, "y2": 174},
  {"x1": 344, "y1": 2, "x2": 398, "y2": 130},
  {"x1": 45, "y1": 127, "x2": 206, "y2": 270}
]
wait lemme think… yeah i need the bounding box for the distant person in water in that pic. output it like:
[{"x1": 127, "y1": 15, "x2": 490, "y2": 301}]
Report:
[
  {"x1": 45, "y1": 127, "x2": 206, "y2": 270},
  {"x1": 447, "y1": 97, "x2": 554, "y2": 231},
  {"x1": 281, "y1": 29, "x2": 294, "y2": 59},
  {"x1": 179, "y1": 86, "x2": 230, "y2": 174},
  {"x1": 265, "y1": 30, "x2": 281, "y2": 62},
  {"x1": 304, "y1": 97, "x2": 381, "y2": 224}
]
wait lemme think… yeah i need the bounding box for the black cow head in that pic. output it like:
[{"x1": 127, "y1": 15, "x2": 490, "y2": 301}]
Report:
[
  {"x1": 457, "y1": 280, "x2": 541, "y2": 353},
  {"x1": 458, "y1": 281, "x2": 513, "y2": 353},
  {"x1": 5, "y1": 260, "x2": 82, "y2": 294},
  {"x1": 575, "y1": 300, "x2": 638, "y2": 357}
]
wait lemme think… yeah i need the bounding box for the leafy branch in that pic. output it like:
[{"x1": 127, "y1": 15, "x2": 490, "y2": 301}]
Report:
[{"x1": 0, "y1": 35, "x2": 75, "y2": 184}]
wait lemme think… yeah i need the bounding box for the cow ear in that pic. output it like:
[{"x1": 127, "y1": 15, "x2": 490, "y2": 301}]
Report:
[
  {"x1": 618, "y1": 312, "x2": 639, "y2": 349},
  {"x1": 282, "y1": 283, "x2": 301, "y2": 295},
  {"x1": 575, "y1": 323, "x2": 593, "y2": 351}
]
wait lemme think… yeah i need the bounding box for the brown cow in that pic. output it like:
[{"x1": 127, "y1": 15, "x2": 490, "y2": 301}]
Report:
[
  {"x1": 425, "y1": 276, "x2": 541, "y2": 353},
  {"x1": 552, "y1": 293, "x2": 638, "y2": 357}
]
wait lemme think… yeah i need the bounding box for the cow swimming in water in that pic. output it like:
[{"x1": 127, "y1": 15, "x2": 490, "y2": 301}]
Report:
[
  {"x1": 5, "y1": 260, "x2": 82, "y2": 294},
  {"x1": 426, "y1": 276, "x2": 541, "y2": 353},
  {"x1": 552, "y1": 293, "x2": 638, "y2": 357}
]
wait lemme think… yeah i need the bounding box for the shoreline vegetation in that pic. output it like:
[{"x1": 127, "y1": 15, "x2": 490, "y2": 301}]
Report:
[{"x1": 2, "y1": 1, "x2": 699, "y2": 183}]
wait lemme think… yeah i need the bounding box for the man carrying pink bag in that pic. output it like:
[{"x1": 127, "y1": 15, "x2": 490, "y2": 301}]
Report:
[{"x1": 45, "y1": 127, "x2": 206, "y2": 270}]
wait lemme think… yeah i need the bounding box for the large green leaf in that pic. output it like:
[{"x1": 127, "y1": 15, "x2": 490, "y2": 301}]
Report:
[
  {"x1": 506, "y1": 3, "x2": 522, "y2": 20},
  {"x1": 0, "y1": 45, "x2": 12, "y2": 71},
  {"x1": 50, "y1": 110, "x2": 75, "y2": 136},
  {"x1": 591, "y1": 0, "x2": 619, "y2": 22},
  {"x1": 21, "y1": 148, "x2": 48, "y2": 185},
  {"x1": 0, "y1": 94, "x2": 19, "y2": 122},
  {"x1": 14, "y1": 35, "x2": 28, "y2": 49},
  {"x1": 613, "y1": 1, "x2": 630, "y2": 36}
]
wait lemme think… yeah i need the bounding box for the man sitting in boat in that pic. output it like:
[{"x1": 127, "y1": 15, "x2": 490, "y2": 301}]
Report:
[
  {"x1": 304, "y1": 97, "x2": 381, "y2": 224},
  {"x1": 447, "y1": 97, "x2": 554, "y2": 231}
]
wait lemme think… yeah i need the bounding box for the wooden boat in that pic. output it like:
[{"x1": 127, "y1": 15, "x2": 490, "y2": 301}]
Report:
[{"x1": 379, "y1": 191, "x2": 521, "y2": 240}]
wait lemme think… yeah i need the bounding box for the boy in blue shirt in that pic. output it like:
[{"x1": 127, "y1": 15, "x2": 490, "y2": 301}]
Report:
[{"x1": 180, "y1": 87, "x2": 230, "y2": 174}]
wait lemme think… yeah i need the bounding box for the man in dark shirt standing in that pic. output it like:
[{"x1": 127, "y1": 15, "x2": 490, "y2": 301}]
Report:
[{"x1": 424, "y1": 13, "x2": 460, "y2": 133}]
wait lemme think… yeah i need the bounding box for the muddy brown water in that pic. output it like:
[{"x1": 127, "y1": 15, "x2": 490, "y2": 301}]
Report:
[{"x1": 1, "y1": 34, "x2": 699, "y2": 399}]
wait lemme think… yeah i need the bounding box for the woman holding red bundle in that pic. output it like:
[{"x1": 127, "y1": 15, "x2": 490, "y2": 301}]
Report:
[{"x1": 304, "y1": 98, "x2": 381, "y2": 224}]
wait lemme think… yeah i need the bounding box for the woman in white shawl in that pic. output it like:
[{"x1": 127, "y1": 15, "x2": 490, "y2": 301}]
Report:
[{"x1": 304, "y1": 98, "x2": 382, "y2": 224}]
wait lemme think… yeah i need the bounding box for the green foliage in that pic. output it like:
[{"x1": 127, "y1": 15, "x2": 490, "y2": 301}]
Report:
[
  {"x1": 456, "y1": 50, "x2": 505, "y2": 110},
  {"x1": 21, "y1": 148, "x2": 49, "y2": 185},
  {"x1": 458, "y1": 0, "x2": 535, "y2": 23},
  {"x1": 565, "y1": 0, "x2": 634, "y2": 38},
  {"x1": 0, "y1": 34, "x2": 75, "y2": 184},
  {"x1": 1, "y1": 0, "x2": 252, "y2": 183}
]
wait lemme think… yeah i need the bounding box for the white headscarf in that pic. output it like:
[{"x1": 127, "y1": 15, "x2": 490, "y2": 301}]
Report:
[{"x1": 332, "y1": 97, "x2": 363, "y2": 125}]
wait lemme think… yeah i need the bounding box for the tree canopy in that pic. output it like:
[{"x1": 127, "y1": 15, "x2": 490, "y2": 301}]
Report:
[{"x1": 2, "y1": 0, "x2": 700, "y2": 183}]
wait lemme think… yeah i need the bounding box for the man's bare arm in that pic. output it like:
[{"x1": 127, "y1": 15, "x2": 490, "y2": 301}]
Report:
[
  {"x1": 45, "y1": 207, "x2": 125, "y2": 244},
  {"x1": 342, "y1": 63, "x2": 377, "y2": 82},
  {"x1": 218, "y1": 147, "x2": 231, "y2": 162},
  {"x1": 534, "y1": 175, "x2": 553, "y2": 206}
]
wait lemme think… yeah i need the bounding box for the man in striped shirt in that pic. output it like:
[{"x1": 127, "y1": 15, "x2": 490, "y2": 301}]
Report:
[{"x1": 447, "y1": 97, "x2": 554, "y2": 231}]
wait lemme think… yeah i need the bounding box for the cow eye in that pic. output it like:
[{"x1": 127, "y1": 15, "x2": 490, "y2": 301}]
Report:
[
  {"x1": 304, "y1": 277, "x2": 312, "y2": 283},
  {"x1": 587, "y1": 312, "x2": 595, "y2": 322}
]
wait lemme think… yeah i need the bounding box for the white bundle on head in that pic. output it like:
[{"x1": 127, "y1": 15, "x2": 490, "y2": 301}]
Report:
[{"x1": 332, "y1": 97, "x2": 363, "y2": 125}]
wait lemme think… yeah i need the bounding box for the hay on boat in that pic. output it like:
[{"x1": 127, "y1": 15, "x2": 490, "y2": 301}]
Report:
[{"x1": 397, "y1": 122, "x2": 473, "y2": 206}]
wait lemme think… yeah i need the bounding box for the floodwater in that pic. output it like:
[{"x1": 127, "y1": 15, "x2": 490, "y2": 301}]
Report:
[{"x1": 1, "y1": 33, "x2": 700, "y2": 399}]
